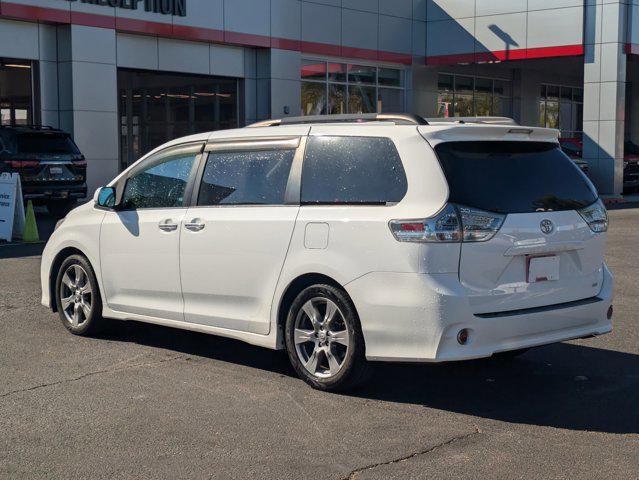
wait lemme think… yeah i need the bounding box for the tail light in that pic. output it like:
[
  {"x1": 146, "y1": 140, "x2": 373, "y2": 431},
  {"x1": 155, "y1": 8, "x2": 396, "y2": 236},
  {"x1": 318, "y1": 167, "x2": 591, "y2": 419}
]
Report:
[
  {"x1": 578, "y1": 198, "x2": 608, "y2": 233},
  {"x1": 389, "y1": 204, "x2": 505, "y2": 243},
  {"x1": 4, "y1": 160, "x2": 39, "y2": 168},
  {"x1": 72, "y1": 159, "x2": 87, "y2": 167}
]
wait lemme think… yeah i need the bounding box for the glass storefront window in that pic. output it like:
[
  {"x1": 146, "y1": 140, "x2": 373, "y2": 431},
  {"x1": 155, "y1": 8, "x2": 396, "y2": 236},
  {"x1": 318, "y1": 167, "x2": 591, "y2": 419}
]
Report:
[
  {"x1": 545, "y1": 101, "x2": 560, "y2": 129},
  {"x1": 348, "y1": 85, "x2": 376, "y2": 114},
  {"x1": 454, "y1": 94, "x2": 474, "y2": 117},
  {"x1": 0, "y1": 60, "x2": 34, "y2": 126},
  {"x1": 328, "y1": 63, "x2": 346, "y2": 83},
  {"x1": 455, "y1": 76, "x2": 474, "y2": 95},
  {"x1": 118, "y1": 69, "x2": 239, "y2": 170},
  {"x1": 348, "y1": 65, "x2": 376, "y2": 85},
  {"x1": 302, "y1": 82, "x2": 327, "y2": 116},
  {"x1": 437, "y1": 73, "x2": 512, "y2": 118},
  {"x1": 301, "y1": 59, "x2": 404, "y2": 116},
  {"x1": 539, "y1": 83, "x2": 584, "y2": 138},
  {"x1": 328, "y1": 84, "x2": 346, "y2": 114},
  {"x1": 438, "y1": 74, "x2": 453, "y2": 92},
  {"x1": 301, "y1": 59, "x2": 327, "y2": 81},
  {"x1": 378, "y1": 68, "x2": 403, "y2": 87}
]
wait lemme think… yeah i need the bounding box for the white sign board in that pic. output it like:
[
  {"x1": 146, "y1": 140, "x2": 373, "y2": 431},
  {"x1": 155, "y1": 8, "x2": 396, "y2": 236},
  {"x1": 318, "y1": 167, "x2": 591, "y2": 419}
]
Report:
[{"x1": 0, "y1": 173, "x2": 25, "y2": 242}]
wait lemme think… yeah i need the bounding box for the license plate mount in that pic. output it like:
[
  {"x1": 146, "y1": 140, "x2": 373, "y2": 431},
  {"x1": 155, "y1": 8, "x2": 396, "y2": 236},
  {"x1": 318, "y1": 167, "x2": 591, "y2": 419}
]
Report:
[{"x1": 526, "y1": 255, "x2": 559, "y2": 283}]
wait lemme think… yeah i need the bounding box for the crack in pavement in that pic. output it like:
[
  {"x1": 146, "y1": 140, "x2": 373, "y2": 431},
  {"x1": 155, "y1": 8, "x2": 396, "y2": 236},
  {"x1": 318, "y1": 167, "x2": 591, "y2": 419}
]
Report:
[
  {"x1": 342, "y1": 425, "x2": 483, "y2": 480},
  {"x1": 0, "y1": 354, "x2": 188, "y2": 400}
]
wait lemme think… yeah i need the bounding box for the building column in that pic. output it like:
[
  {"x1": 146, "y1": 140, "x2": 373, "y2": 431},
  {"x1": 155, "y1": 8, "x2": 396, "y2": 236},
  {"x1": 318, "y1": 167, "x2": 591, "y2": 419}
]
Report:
[
  {"x1": 583, "y1": 0, "x2": 627, "y2": 194},
  {"x1": 56, "y1": 25, "x2": 119, "y2": 198},
  {"x1": 269, "y1": 49, "x2": 300, "y2": 119},
  {"x1": 37, "y1": 24, "x2": 60, "y2": 129},
  {"x1": 410, "y1": 65, "x2": 438, "y2": 118}
]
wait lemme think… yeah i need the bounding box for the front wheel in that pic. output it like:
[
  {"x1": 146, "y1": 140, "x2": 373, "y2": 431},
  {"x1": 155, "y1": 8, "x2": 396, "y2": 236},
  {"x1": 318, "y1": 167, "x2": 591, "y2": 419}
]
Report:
[
  {"x1": 55, "y1": 254, "x2": 105, "y2": 336},
  {"x1": 285, "y1": 284, "x2": 370, "y2": 392}
]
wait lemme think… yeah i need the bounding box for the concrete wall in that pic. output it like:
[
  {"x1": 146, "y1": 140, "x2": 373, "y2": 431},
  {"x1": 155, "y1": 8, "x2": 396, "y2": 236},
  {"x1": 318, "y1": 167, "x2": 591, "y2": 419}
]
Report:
[{"x1": 426, "y1": 0, "x2": 585, "y2": 63}]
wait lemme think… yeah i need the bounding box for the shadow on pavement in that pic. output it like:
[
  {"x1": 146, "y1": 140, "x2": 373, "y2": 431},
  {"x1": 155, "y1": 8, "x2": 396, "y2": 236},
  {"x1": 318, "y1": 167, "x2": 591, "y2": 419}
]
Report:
[{"x1": 101, "y1": 320, "x2": 639, "y2": 435}]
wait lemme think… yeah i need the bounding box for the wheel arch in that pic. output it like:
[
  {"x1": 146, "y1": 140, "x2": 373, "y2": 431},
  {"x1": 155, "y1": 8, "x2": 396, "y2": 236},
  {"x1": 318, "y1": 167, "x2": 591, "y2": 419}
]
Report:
[
  {"x1": 276, "y1": 273, "x2": 360, "y2": 347},
  {"x1": 49, "y1": 247, "x2": 94, "y2": 313}
]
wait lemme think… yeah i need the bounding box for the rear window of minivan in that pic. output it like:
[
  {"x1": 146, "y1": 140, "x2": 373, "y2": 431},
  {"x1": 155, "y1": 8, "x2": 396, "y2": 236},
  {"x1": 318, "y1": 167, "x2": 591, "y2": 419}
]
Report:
[{"x1": 435, "y1": 141, "x2": 598, "y2": 214}]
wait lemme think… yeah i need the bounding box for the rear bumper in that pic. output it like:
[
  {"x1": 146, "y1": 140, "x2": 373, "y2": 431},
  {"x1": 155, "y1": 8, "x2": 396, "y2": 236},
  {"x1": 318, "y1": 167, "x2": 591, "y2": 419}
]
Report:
[
  {"x1": 23, "y1": 183, "x2": 87, "y2": 201},
  {"x1": 346, "y1": 265, "x2": 613, "y2": 363}
]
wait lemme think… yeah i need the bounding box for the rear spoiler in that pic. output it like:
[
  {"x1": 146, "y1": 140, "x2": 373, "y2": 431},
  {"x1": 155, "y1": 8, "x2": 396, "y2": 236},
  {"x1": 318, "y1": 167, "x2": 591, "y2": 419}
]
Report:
[{"x1": 418, "y1": 124, "x2": 560, "y2": 147}]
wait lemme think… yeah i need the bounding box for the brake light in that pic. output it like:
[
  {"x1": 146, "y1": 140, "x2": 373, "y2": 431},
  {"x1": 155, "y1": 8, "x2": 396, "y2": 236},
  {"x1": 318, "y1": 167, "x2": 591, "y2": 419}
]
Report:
[
  {"x1": 389, "y1": 204, "x2": 505, "y2": 243},
  {"x1": 6, "y1": 160, "x2": 39, "y2": 168},
  {"x1": 72, "y1": 159, "x2": 87, "y2": 167},
  {"x1": 578, "y1": 198, "x2": 608, "y2": 233}
]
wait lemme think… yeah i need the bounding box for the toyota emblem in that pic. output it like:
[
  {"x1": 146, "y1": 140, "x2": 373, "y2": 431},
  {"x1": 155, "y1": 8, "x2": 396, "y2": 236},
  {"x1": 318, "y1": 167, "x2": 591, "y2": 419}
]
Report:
[{"x1": 540, "y1": 219, "x2": 554, "y2": 235}]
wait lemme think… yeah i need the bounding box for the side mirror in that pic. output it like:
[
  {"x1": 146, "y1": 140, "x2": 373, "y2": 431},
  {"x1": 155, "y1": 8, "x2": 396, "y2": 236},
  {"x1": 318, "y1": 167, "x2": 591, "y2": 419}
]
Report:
[{"x1": 95, "y1": 186, "x2": 116, "y2": 209}]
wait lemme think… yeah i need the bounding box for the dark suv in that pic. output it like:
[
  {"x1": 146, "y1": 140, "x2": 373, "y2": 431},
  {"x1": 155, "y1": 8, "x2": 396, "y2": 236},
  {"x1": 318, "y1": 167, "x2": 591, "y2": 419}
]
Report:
[{"x1": 0, "y1": 125, "x2": 87, "y2": 215}]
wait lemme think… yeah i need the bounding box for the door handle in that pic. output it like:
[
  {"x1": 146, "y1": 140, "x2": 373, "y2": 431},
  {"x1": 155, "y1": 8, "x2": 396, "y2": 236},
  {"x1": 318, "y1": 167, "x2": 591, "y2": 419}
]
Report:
[
  {"x1": 158, "y1": 219, "x2": 178, "y2": 232},
  {"x1": 185, "y1": 219, "x2": 205, "y2": 232}
]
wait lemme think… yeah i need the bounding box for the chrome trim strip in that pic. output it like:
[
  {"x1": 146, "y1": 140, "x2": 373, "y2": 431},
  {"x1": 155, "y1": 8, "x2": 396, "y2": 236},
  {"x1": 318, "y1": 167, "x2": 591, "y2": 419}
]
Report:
[{"x1": 205, "y1": 136, "x2": 300, "y2": 152}]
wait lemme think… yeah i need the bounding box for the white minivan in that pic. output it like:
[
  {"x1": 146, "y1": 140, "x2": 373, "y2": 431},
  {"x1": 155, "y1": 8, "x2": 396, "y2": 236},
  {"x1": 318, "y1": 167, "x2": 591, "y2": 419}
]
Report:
[{"x1": 40, "y1": 114, "x2": 613, "y2": 391}]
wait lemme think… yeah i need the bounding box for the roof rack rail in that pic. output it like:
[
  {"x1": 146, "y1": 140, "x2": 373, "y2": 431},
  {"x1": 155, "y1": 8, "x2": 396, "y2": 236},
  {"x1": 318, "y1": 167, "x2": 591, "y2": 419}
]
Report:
[
  {"x1": 425, "y1": 116, "x2": 518, "y2": 126},
  {"x1": 248, "y1": 113, "x2": 429, "y2": 128}
]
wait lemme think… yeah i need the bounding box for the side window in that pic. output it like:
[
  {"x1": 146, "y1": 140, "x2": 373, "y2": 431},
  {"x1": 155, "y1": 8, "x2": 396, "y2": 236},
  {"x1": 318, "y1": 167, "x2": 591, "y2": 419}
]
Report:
[
  {"x1": 121, "y1": 145, "x2": 200, "y2": 210},
  {"x1": 197, "y1": 149, "x2": 295, "y2": 206},
  {"x1": 301, "y1": 136, "x2": 408, "y2": 205}
]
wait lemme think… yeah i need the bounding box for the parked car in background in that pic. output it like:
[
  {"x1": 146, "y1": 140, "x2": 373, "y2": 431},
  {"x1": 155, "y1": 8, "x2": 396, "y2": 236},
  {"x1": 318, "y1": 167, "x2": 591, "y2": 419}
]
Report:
[
  {"x1": 0, "y1": 125, "x2": 86, "y2": 216},
  {"x1": 624, "y1": 162, "x2": 639, "y2": 194},
  {"x1": 624, "y1": 141, "x2": 639, "y2": 164},
  {"x1": 559, "y1": 138, "x2": 589, "y2": 175}
]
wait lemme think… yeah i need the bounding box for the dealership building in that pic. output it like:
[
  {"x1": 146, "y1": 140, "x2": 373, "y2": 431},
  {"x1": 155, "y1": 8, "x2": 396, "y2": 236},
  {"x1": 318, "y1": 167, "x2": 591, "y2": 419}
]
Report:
[{"x1": 0, "y1": 0, "x2": 637, "y2": 195}]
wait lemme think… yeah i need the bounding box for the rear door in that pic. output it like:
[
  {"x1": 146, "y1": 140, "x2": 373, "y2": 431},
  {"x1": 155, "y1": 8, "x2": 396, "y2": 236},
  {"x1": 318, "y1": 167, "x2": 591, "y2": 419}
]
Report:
[
  {"x1": 433, "y1": 140, "x2": 603, "y2": 314},
  {"x1": 179, "y1": 134, "x2": 305, "y2": 334}
]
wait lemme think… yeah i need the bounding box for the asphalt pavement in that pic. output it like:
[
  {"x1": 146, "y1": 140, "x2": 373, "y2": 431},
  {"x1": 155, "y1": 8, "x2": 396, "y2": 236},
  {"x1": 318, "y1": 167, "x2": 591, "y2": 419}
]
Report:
[{"x1": 1, "y1": 207, "x2": 638, "y2": 479}]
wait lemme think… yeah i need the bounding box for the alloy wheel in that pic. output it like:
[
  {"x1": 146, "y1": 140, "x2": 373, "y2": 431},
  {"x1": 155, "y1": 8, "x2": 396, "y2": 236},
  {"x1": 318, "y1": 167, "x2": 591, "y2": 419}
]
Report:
[
  {"x1": 59, "y1": 264, "x2": 93, "y2": 328},
  {"x1": 293, "y1": 297, "x2": 350, "y2": 378}
]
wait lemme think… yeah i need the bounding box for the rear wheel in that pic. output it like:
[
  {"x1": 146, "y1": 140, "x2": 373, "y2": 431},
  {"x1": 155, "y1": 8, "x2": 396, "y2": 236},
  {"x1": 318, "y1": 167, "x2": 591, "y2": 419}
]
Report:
[
  {"x1": 55, "y1": 255, "x2": 105, "y2": 336},
  {"x1": 285, "y1": 284, "x2": 370, "y2": 392}
]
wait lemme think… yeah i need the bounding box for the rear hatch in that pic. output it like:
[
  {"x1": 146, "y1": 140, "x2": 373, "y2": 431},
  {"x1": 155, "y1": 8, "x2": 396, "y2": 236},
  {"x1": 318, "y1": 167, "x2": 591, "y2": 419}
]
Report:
[
  {"x1": 7, "y1": 132, "x2": 85, "y2": 185},
  {"x1": 423, "y1": 129, "x2": 604, "y2": 314}
]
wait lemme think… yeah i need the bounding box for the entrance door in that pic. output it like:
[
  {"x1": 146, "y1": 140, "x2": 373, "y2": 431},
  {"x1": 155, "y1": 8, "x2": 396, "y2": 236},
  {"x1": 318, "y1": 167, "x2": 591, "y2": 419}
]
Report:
[
  {"x1": 100, "y1": 143, "x2": 202, "y2": 320},
  {"x1": 179, "y1": 136, "x2": 304, "y2": 334}
]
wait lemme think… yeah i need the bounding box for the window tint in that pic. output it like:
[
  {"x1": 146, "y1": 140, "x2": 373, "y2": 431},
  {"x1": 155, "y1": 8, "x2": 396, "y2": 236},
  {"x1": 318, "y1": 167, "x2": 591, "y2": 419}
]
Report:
[
  {"x1": 198, "y1": 149, "x2": 295, "y2": 206},
  {"x1": 16, "y1": 133, "x2": 80, "y2": 155},
  {"x1": 121, "y1": 147, "x2": 199, "y2": 210},
  {"x1": 301, "y1": 136, "x2": 407, "y2": 205},
  {"x1": 435, "y1": 142, "x2": 598, "y2": 214}
]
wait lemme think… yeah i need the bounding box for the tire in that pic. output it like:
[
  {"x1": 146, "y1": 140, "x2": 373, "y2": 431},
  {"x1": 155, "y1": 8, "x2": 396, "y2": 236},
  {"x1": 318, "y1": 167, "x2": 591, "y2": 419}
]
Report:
[
  {"x1": 48, "y1": 200, "x2": 76, "y2": 218},
  {"x1": 55, "y1": 254, "x2": 105, "y2": 336},
  {"x1": 285, "y1": 284, "x2": 370, "y2": 392}
]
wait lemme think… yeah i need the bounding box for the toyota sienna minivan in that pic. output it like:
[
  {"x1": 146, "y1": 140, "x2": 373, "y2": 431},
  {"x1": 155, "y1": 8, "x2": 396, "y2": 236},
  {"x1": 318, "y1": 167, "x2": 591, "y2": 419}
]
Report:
[{"x1": 40, "y1": 114, "x2": 613, "y2": 391}]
